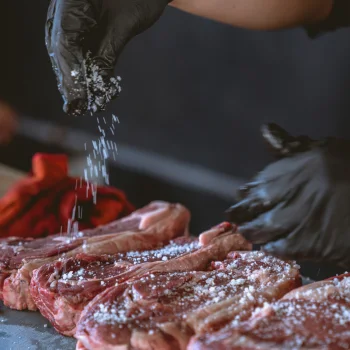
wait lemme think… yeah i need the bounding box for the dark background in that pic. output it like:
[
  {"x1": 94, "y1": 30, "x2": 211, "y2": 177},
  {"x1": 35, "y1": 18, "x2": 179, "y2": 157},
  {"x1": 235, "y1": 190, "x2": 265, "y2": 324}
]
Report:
[{"x1": 1, "y1": 1, "x2": 350, "y2": 278}]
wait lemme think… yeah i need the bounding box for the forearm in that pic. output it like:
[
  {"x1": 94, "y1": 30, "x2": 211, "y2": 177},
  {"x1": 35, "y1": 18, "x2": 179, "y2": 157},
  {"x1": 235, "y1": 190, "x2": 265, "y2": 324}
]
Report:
[{"x1": 169, "y1": 0, "x2": 333, "y2": 30}]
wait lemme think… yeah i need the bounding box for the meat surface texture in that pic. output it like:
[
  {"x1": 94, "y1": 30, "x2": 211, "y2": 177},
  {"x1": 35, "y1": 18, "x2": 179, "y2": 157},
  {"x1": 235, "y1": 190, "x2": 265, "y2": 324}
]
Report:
[
  {"x1": 31, "y1": 223, "x2": 251, "y2": 336},
  {"x1": 190, "y1": 273, "x2": 350, "y2": 350},
  {"x1": 0, "y1": 201, "x2": 190, "y2": 310},
  {"x1": 75, "y1": 251, "x2": 300, "y2": 350}
]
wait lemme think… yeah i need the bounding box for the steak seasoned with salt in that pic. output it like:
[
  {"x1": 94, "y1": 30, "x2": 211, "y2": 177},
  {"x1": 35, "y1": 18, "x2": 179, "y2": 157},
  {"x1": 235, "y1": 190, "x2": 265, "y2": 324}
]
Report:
[
  {"x1": 75, "y1": 251, "x2": 300, "y2": 350},
  {"x1": 190, "y1": 273, "x2": 350, "y2": 350},
  {"x1": 31, "y1": 223, "x2": 251, "y2": 336},
  {"x1": 0, "y1": 201, "x2": 190, "y2": 310}
]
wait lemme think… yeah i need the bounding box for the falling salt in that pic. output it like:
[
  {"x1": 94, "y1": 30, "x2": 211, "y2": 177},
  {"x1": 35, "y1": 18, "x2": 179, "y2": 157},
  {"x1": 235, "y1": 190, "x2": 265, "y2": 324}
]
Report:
[
  {"x1": 101, "y1": 137, "x2": 107, "y2": 149},
  {"x1": 86, "y1": 181, "x2": 90, "y2": 198},
  {"x1": 72, "y1": 221, "x2": 79, "y2": 237},
  {"x1": 83, "y1": 116, "x2": 120, "y2": 187},
  {"x1": 102, "y1": 165, "x2": 107, "y2": 179},
  {"x1": 68, "y1": 57, "x2": 123, "y2": 234},
  {"x1": 67, "y1": 219, "x2": 72, "y2": 236}
]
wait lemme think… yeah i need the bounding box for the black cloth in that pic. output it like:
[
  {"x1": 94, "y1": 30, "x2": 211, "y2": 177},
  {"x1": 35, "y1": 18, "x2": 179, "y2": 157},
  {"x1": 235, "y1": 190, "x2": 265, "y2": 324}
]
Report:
[{"x1": 305, "y1": 0, "x2": 350, "y2": 37}]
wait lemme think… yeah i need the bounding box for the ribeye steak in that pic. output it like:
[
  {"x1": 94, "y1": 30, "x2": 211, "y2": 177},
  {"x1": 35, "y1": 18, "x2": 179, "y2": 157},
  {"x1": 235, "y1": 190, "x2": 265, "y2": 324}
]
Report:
[
  {"x1": 30, "y1": 222, "x2": 251, "y2": 336},
  {"x1": 190, "y1": 273, "x2": 350, "y2": 350},
  {"x1": 75, "y1": 251, "x2": 300, "y2": 350},
  {"x1": 0, "y1": 201, "x2": 190, "y2": 310}
]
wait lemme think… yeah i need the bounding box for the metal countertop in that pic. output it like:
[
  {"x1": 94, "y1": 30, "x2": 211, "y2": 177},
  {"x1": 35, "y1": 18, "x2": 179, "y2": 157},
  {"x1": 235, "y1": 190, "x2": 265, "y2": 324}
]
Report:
[{"x1": 0, "y1": 302, "x2": 76, "y2": 350}]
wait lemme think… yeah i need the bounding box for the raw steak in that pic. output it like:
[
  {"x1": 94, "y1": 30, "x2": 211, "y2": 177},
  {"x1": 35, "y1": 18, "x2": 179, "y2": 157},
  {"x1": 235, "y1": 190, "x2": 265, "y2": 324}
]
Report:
[
  {"x1": 31, "y1": 223, "x2": 251, "y2": 336},
  {"x1": 0, "y1": 201, "x2": 190, "y2": 310},
  {"x1": 75, "y1": 251, "x2": 300, "y2": 350},
  {"x1": 190, "y1": 273, "x2": 350, "y2": 350}
]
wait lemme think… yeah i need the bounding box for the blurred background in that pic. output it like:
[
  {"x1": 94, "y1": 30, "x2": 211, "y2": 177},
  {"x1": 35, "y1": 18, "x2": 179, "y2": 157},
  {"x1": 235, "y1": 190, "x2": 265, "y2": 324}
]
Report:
[{"x1": 1, "y1": 1, "x2": 350, "y2": 277}]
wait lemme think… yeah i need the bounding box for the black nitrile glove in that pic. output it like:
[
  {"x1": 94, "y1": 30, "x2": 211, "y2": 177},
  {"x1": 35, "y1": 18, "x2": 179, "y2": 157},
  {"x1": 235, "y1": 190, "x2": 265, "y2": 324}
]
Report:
[
  {"x1": 227, "y1": 123, "x2": 350, "y2": 269},
  {"x1": 46, "y1": 0, "x2": 170, "y2": 116}
]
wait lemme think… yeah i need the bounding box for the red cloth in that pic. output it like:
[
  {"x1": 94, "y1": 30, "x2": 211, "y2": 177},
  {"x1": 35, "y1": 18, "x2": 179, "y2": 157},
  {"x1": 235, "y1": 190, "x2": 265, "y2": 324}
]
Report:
[{"x1": 0, "y1": 153, "x2": 134, "y2": 238}]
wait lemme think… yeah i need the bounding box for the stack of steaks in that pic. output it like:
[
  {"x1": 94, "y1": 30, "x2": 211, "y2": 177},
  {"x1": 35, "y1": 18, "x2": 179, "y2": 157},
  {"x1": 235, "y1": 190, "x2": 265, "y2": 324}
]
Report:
[
  {"x1": 2, "y1": 200, "x2": 348, "y2": 350},
  {"x1": 30, "y1": 223, "x2": 250, "y2": 336},
  {"x1": 0, "y1": 201, "x2": 190, "y2": 310}
]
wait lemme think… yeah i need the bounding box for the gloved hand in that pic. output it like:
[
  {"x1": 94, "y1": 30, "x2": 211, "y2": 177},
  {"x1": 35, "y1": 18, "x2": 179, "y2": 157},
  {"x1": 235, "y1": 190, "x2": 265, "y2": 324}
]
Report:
[
  {"x1": 46, "y1": 0, "x2": 170, "y2": 116},
  {"x1": 227, "y1": 123, "x2": 350, "y2": 269}
]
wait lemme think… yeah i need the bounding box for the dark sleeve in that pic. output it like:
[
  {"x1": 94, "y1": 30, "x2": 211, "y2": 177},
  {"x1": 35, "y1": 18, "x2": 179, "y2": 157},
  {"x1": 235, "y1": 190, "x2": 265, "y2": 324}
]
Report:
[{"x1": 305, "y1": 0, "x2": 350, "y2": 38}]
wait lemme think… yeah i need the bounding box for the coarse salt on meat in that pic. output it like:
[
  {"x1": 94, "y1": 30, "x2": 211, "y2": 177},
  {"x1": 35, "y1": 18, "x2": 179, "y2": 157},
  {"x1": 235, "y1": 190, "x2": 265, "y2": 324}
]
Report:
[{"x1": 75, "y1": 251, "x2": 300, "y2": 350}]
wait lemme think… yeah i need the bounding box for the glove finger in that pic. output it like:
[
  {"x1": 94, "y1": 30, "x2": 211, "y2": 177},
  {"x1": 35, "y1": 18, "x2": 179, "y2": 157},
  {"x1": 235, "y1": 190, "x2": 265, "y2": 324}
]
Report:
[
  {"x1": 47, "y1": 0, "x2": 97, "y2": 115},
  {"x1": 237, "y1": 181, "x2": 263, "y2": 200},
  {"x1": 261, "y1": 123, "x2": 316, "y2": 157},
  {"x1": 237, "y1": 201, "x2": 300, "y2": 244},
  {"x1": 227, "y1": 175, "x2": 286, "y2": 224},
  {"x1": 236, "y1": 158, "x2": 298, "y2": 202},
  {"x1": 262, "y1": 232, "x2": 311, "y2": 261},
  {"x1": 261, "y1": 123, "x2": 294, "y2": 157},
  {"x1": 95, "y1": 0, "x2": 169, "y2": 67},
  {"x1": 87, "y1": 12, "x2": 137, "y2": 113},
  {"x1": 46, "y1": 1, "x2": 63, "y2": 97},
  {"x1": 262, "y1": 207, "x2": 320, "y2": 260},
  {"x1": 239, "y1": 222, "x2": 286, "y2": 245},
  {"x1": 271, "y1": 227, "x2": 350, "y2": 268},
  {"x1": 226, "y1": 195, "x2": 275, "y2": 225},
  {"x1": 46, "y1": 0, "x2": 56, "y2": 47},
  {"x1": 229, "y1": 140, "x2": 316, "y2": 228},
  {"x1": 89, "y1": 0, "x2": 168, "y2": 113}
]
